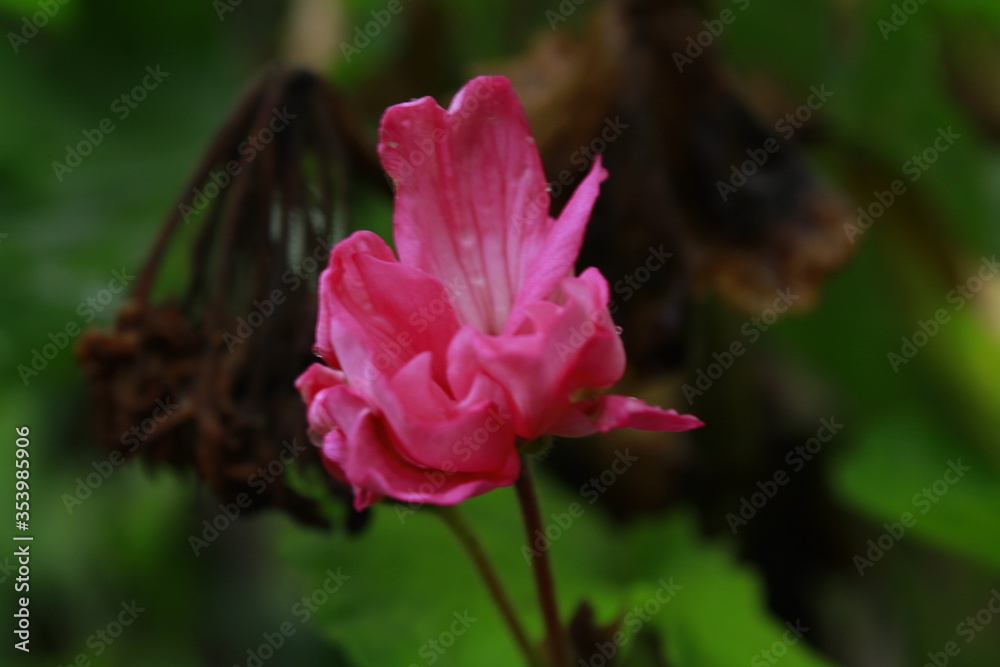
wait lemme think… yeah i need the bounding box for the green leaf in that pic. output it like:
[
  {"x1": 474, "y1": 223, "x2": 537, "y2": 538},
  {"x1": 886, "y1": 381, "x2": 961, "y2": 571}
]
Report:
[
  {"x1": 279, "y1": 489, "x2": 543, "y2": 667},
  {"x1": 280, "y1": 473, "x2": 838, "y2": 666},
  {"x1": 833, "y1": 412, "x2": 1000, "y2": 571},
  {"x1": 611, "y1": 517, "x2": 836, "y2": 667}
]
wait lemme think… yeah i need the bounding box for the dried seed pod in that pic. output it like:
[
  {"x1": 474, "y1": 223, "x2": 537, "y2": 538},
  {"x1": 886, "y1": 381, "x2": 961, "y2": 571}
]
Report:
[{"x1": 77, "y1": 67, "x2": 386, "y2": 530}]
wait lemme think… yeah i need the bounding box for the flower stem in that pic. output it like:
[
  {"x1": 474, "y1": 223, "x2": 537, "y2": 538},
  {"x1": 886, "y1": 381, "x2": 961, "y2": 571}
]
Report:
[
  {"x1": 436, "y1": 506, "x2": 541, "y2": 666},
  {"x1": 515, "y1": 456, "x2": 572, "y2": 667}
]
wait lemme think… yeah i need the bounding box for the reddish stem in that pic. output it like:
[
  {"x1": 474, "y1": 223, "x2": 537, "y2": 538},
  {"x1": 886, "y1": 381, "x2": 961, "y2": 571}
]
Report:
[{"x1": 515, "y1": 457, "x2": 571, "y2": 667}]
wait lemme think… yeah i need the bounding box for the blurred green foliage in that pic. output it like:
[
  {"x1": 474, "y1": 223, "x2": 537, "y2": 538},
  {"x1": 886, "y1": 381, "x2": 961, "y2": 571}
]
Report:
[{"x1": 284, "y1": 486, "x2": 834, "y2": 667}]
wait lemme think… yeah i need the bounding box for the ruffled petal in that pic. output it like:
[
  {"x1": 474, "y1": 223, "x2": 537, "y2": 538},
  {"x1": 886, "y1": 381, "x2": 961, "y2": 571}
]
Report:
[
  {"x1": 317, "y1": 230, "x2": 460, "y2": 391},
  {"x1": 312, "y1": 383, "x2": 520, "y2": 510},
  {"x1": 295, "y1": 363, "x2": 347, "y2": 404},
  {"x1": 373, "y1": 352, "x2": 520, "y2": 475},
  {"x1": 448, "y1": 268, "x2": 626, "y2": 439},
  {"x1": 296, "y1": 363, "x2": 349, "y2": 448},
  {"x1": 314, "y1": 231, "x2": 396, "y2": 367}
]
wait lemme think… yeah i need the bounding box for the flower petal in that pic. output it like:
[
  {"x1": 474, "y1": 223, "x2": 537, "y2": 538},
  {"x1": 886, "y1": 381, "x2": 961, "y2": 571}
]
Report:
[
  {"x1": 317, "y1": 230, "x2": 460, "y2": 392},
  {"x1": 374, "y1": 352, "x2": 520, "y2": 474},
  {"x1": 313, "y1": 383, "x2": 520, "y2": 510},
  {"x1": 295, "y1": 363, "x2": 347, "y2": 404},
  {"x1": 550, "y1": 395, "x2": 705, "y2": 438},
  {"x1": 448, "y1": 268, "x2": 626, "y2": 439},
  {"x1": 507, "y1": 157, "x2": 608, "y2": 333},
  {"x1": 378, "y1": 76, "x2": 551, "y2": 333}
]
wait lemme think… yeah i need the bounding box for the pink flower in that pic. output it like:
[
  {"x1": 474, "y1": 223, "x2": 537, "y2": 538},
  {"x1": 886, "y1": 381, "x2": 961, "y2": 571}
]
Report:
[{"x1": 297, "y1": 76, "x2": 702, "y2": 511}]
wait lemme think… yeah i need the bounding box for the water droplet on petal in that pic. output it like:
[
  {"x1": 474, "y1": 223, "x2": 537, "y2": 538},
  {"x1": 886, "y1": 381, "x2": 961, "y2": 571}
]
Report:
[
  {"x1": 614, "y1": 325, "x2": 624, "y2": 335},
  {"x1": 312, "y1": 345, "x2": 323, "y2": 358}
]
